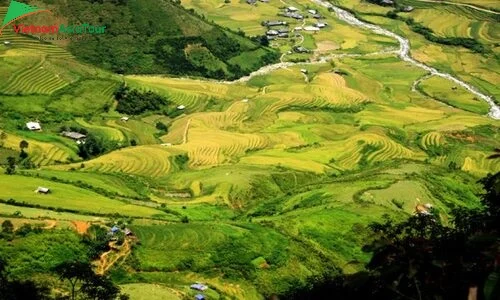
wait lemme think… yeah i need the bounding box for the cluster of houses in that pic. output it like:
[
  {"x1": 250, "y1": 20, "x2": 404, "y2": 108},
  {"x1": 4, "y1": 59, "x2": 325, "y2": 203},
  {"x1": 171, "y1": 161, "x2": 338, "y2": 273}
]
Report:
[
  {"x1": 109, "y1": 225, "x2": 134, "y2": 237},
  {"x1": 262, "y1": 7, "x2": 328, "y2": 41}
]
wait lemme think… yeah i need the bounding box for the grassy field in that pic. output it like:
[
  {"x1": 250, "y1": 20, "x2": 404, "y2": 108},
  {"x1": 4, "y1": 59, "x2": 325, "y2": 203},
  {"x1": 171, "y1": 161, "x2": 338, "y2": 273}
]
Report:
[
  {"x1": 0, "y1": 175, "x2": 167, "y2": 218},
  {"x1": 120, "y1": 284, "x2": 181, "y2": 300}
]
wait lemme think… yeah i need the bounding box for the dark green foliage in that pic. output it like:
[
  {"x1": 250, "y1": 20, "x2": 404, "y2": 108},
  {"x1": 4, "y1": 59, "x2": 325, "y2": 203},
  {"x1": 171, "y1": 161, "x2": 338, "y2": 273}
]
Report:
[
  {"x1": 5, "y1": 157, "x2": 16, "y2": 175},
  {"x1": 54, "y1": 260, "x2": 121, "y2": 300},
  {"x1": 81, "y1": 225, "x2": 111, "y2": 259},
  {"x1": 283, "y1": 172, "x2": 500, "y2": 299},
  {"x1": 114, "y1": 85, "x2": 168, "y2": 115},
  {"x1": 0, "y1": 258, "x2": 51, "y2": 300},
  {"x1": 0, "y1": 230, "x2": 89, "y2": 279},
  {"x1": 78, "y1": 134, "x2": 118, "y2": 159},
  {"x1": 18, "y1": 141, "x2": 28, "y2": 150},
  {"x1": 155, "y1": 122, "x2": 168, "y2": 132},
  {"x1": 48, "y1": 0, "x2": 278, "y2": 79},
  {"x1": 1, "y1": 221, "x2": 13, "y2": 234},
  {"x1": 180, "y1": 216, "x2": 189, "y2": 223},
  {"x1": 173, "y1": 154, "x2": 189, "y2": 170}
]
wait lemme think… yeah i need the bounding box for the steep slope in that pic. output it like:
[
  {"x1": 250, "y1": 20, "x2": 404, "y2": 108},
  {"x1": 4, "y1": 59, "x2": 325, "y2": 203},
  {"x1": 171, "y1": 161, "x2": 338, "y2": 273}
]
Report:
[{"x1": 37, "y1": 0, "x2": 278, "y2": 79}]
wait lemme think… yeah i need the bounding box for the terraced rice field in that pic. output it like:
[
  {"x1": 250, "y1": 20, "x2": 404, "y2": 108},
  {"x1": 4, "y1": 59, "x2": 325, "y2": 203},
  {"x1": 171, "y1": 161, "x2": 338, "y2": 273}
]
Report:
[
  {"x1": 131, "y1": 224, "x2": 245, "y2": 270},
  {"x1": 1, "y1": 57, "x2": 70, "y2": 95},
  {"x1": 406, "y1": 4, "x2": 499, "y2": 44},
  {"x1": 460, "y1": 151, "x2": 500, "y2": 174},
  {"x1": 76, "y1": 119, "x2": 126, "y2": 142},
  {"x1": 421, "y1": 132, "x2": 444, "y2": 150},
  {"x1": 51, "y1": 145, "x2": 177, "y2": 177},
  {"x1": 0, "y1": 130, "x2": 77, "y2": 165}
]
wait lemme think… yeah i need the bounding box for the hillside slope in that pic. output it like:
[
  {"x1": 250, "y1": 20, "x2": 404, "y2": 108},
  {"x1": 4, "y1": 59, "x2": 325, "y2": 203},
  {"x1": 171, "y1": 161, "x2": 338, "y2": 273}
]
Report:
[{"x1": 36, "y1": 0, "x2": 278, "y2": 79}]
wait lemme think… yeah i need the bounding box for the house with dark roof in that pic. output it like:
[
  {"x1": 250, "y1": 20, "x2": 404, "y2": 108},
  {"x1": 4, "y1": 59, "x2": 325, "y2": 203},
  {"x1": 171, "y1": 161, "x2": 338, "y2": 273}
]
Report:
[
  {"x1": 61, "y1": 131, "x2": 87, "y2": 141},
  {"x1": 262, "y1": 20, "x2": 287, "y2": 27}
]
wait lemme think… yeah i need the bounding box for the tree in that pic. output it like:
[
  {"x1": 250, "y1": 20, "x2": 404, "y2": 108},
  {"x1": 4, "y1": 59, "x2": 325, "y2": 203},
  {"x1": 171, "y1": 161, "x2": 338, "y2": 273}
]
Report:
[
  {"x1": 80, "y1": 274, "x2": 119, "y2": 300},
  {"x1": 78, "y1": 134, "x2": 107, "y2": 159},
  {"x1": 5, "y1": 156, "x2": 15, "y2": 175},
  {"x1": 285, "y1": 172, "x2": 500, "y2": 300},
  {"x1": 54, "y1": 260, "x2": 122, "y2": 300},
  {"x1": 81, "y1": 225, "x2": 110, "y2": 259},
  {"x1": 54, "y1": 261, "x2": 94, "y2": 300},
  {"x1": 1, "y1": 220, "x2": 13, "y2": 234},
  {"x1": 0, "y1": 256, "x2": 51, "y2": 300},
  {"x1": 0, "y1": 132, "x2": 6, "y2": 147},
  {"x1": 19, "y1": 140, "x2": 28, "y2": 150}
]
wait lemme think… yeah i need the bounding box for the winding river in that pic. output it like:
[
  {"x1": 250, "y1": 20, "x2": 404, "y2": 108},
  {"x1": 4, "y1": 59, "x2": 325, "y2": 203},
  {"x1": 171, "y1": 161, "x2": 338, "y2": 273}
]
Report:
[{"x1": 234, "y1": 0, "x2": 500, "y2": 120}]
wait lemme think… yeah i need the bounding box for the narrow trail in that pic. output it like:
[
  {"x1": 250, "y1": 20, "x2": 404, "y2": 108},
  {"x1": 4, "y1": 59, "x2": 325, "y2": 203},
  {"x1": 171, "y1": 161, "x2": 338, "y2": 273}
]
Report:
[
  {"x1": 183, "y1": 119, "x2": 191, "y2": 144},
  {"x1": 96, "y1": 239, "x2": 131, "y2": 275},
  {"x1": 413, "y1": 0, "x2": 500, "y2": 15},
  {"x1": 43, "y1": 220, "x2": 57, "y2": 230}
]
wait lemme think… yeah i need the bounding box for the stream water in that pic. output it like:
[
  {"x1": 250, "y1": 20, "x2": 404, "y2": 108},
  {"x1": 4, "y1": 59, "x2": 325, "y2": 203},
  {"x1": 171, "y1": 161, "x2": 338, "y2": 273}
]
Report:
[{"x1": 233, "y1": 0, "x2": 500, "y2": 120}]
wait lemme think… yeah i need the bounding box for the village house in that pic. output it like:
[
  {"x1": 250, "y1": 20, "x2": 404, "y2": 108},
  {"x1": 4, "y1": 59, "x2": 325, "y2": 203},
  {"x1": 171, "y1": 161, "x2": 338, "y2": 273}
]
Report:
[
  {"x1": 294, "y1": 26, "x2": 303, "y2": 31},
  {"x1": 294, "y1": 46, "x2": 310, "y2": 53},
  {"x1": 177, "y1": 105, "x2": 186, "y2": 110},
  {"x1": 26, "y1": 121, "x2": 41, "y2": 131},
  {"x1": 314, "y1": 22, "x2": 327, "y2": 28},
  {"x1": 286, "y1": 6, "x2": 298, "y2": 12},
  {"x1": 195, "y1": 295, "x2": 205, "y2": 300},
  {"x1": 36, "y1": 187, "x2": 50, "y2": 194},
  {"x1": 402, "y1": 6, "x2": 414, "y2": 12},
  {"x1": 259, "y1": 0, "x2": 269, "y2": 3},
  {"x1": 3, "y1": 41, "x2": 11, "y2": 46},
  {"x1": 120, "y1": 116, "x2": 129, "y2": 122},
  {"x1": 246, "y1": 0, "x2": 256, "y2": 5},
  {"x1": 262, "y1": 20, "x2": 287, "y2": 27},
  {"x1": 283, "y1": 12, "x2": 304, "y2": 19},
  {"x1": 312, "y1": 14, "x2": 323, "y2": 19},
  {"x1": 278, "y1": 32, "x2": 289, "y2": 38},
  {"x1": 190, "y1": 283, "x2": 208, "y2": 291},
  {"x1": 381, "y1": 0, "x2": 394, "y2": 5},
  {"x1": 266, "y1": 29, "x2": 279, "y2": 36},
  {"x1": 308, "y1": 9, "x2": 317, "y2": 14},
  {"x1": 303, "y1": 26, "x2": 320, "y2": 32},
  {"x1": 61, "y1": 131, "x2": 87, "y2": 143}
]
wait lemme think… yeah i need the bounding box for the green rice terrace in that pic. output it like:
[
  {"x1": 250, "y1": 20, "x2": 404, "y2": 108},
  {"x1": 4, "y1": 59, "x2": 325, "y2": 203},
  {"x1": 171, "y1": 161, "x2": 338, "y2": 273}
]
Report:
[{"x1": 0, "y1": 0, "x2": 499, "y2": 299}]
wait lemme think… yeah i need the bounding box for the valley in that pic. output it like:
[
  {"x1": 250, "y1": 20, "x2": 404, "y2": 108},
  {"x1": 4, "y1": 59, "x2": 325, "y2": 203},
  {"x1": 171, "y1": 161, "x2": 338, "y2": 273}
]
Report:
[{"x1": 0, "y1": 0, "x2": 499, "y2": 299}]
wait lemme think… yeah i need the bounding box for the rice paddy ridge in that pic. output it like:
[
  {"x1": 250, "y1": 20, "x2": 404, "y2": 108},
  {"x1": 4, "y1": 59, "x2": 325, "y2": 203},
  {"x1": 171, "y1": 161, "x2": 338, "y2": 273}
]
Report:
[
  {"x1": 421, "y1": 132, "x2": 444, "y2": 150},
  {"x1": 49, "y1": 145, "x2": 176, "y2": 177},
  {"x1": 1, "y1": 56, "x2": 69, "y2": 94},
  {"x1": 312, "y1": 0, "x2": 500, "y2": 119},
  {"x1": 0, "y1": 129, "x2": 76, "y2": 165}
]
